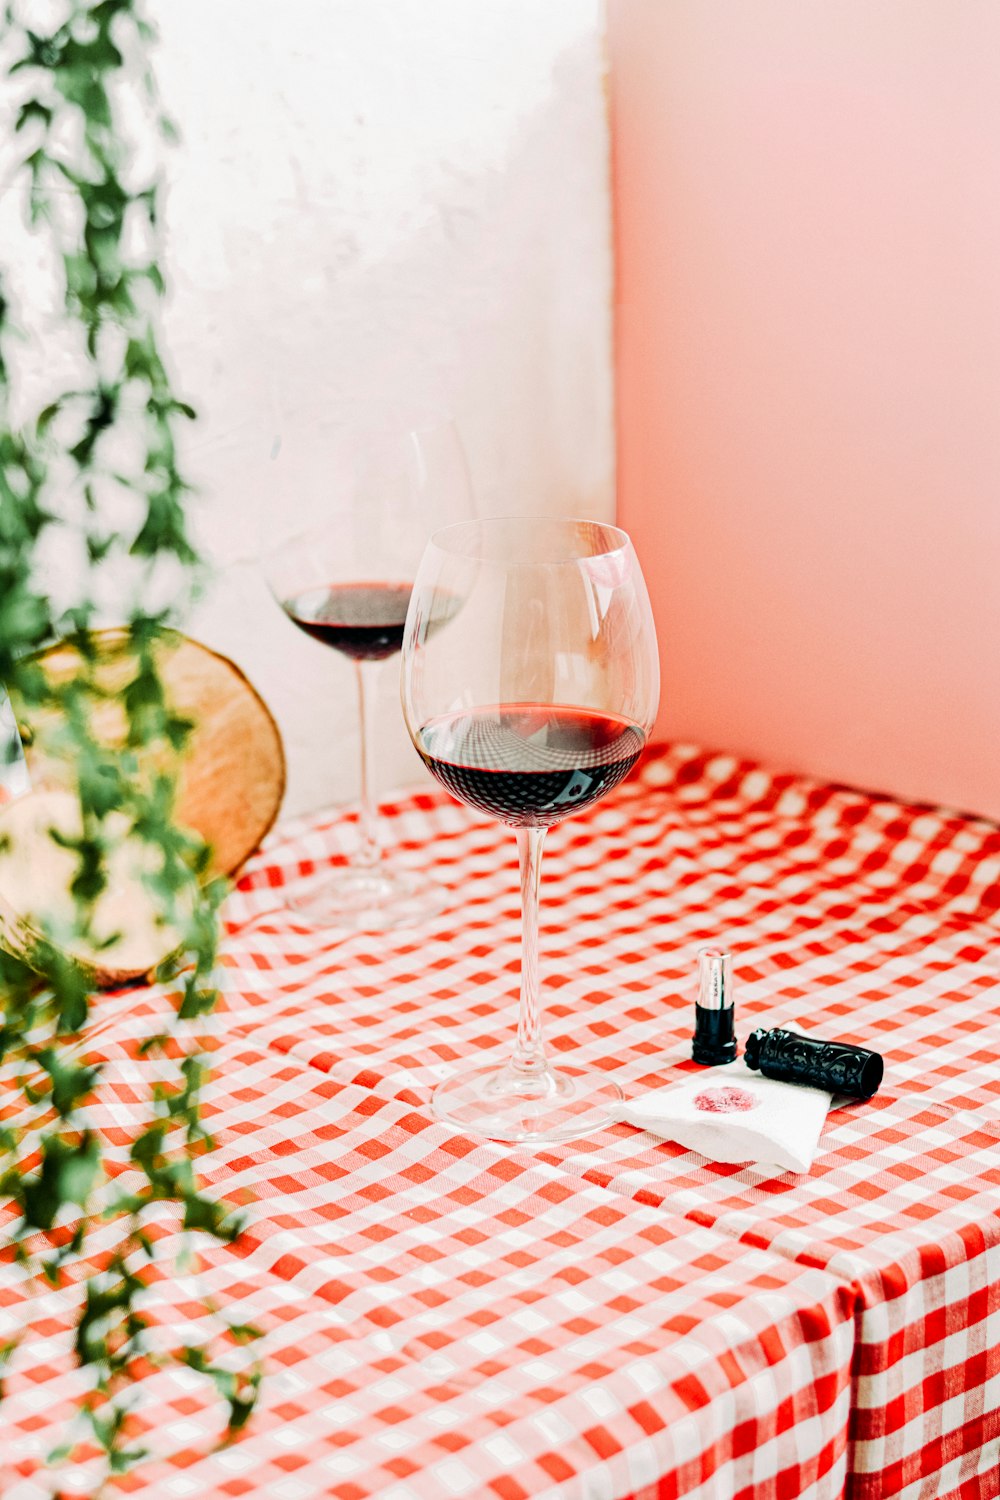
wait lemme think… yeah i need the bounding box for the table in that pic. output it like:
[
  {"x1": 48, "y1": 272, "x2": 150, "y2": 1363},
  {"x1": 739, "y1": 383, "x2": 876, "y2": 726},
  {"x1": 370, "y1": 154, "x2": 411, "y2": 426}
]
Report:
[{"x1": 3, "y1": 744, "x2": 999, "y2": 1499}]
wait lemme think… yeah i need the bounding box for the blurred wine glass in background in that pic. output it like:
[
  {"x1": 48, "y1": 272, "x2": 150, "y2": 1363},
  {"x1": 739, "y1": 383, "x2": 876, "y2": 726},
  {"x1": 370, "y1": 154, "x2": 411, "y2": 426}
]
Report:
[{"x1": 264, "y1": 419, "x2": 473, "y2": 929}]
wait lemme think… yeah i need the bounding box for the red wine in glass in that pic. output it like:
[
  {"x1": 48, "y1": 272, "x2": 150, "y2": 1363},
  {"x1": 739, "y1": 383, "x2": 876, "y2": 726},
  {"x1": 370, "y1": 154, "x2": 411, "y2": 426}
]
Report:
[
  {"x1": 416, "y1": 705, "x2": 645, "y2": 826},
  {"x1": 283, "y1": 581, "x2": 413, "y2": 662}
]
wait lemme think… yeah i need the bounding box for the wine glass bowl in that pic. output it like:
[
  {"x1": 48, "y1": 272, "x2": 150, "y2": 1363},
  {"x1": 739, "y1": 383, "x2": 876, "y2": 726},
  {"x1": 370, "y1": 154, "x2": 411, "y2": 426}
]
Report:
[
  {"x1": 401, "y1": 516, "x2": 659, "y2": 1142},
  {"x1": 264, "y1": 420, "x2": 473, "y2": 930},
  {"x1": 282, "y1": 581, "x2": 414, "y2": 661}
]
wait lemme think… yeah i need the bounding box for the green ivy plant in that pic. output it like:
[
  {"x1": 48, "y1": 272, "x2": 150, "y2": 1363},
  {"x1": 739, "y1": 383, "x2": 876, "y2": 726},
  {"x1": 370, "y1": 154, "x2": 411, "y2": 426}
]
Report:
[{"x1": 0, "y1": 0, "x2": 260, "y2": 1487}]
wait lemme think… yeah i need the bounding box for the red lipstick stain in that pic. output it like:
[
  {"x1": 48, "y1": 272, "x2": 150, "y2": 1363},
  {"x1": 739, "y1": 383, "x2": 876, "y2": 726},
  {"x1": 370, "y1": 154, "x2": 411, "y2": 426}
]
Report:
[{"x1": 693, "y1": 1085, "x2": 758, "y2": 1114}]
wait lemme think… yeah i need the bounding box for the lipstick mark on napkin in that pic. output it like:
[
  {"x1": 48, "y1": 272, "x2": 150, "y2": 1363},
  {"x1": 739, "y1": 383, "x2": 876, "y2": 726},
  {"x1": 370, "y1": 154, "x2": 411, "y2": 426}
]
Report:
[{"x1": 693, "y1": 1085, "x2": 759, "y2": 1114}]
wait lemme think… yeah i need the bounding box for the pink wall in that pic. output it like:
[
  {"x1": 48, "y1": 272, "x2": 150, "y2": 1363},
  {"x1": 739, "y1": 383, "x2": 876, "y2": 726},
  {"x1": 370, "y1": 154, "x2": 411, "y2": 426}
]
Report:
[{"x1": 609, "y1": 1, "x2": 1000, "y2": 820}]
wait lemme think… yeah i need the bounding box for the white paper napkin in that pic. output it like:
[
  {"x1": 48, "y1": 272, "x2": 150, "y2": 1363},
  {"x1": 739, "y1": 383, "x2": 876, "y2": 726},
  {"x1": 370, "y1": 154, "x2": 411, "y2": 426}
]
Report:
[{"x1": 618, "y1": 1060, "x2": 832, "y2": 1173}]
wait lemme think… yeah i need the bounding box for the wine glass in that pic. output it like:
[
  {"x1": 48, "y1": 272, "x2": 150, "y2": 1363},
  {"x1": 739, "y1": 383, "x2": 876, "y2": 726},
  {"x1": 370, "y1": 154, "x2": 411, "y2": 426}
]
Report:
[
  {"x1": 265, "y1": 420, "x2": 473, "y2": 930},
  {"x1": 400, "y1": 517, "x2": 659, "y2": 1143}
]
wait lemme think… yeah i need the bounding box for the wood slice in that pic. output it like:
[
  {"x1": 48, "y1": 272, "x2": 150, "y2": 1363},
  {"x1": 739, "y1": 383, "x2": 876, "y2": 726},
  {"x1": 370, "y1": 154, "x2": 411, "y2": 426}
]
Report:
[
  {"x1": 13, "y1": 629, "x2": 285, "y2": 880},
  {"x1": 0, "y1": 788, "x2": 188, "y2": 987},
  {"x1": 2, "y1": 630, "x2": 286, "y2": 986}
]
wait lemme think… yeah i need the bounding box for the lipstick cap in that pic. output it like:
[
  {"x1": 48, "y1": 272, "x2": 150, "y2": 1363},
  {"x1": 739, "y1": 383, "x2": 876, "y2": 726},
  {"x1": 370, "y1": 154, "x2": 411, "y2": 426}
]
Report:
[
  {"x1": 692, "y1": 947, "x2": 737, "y2": 1065},
  {"x1": 744, "y1": 1027, "x2": 883, "y2": 1100}
]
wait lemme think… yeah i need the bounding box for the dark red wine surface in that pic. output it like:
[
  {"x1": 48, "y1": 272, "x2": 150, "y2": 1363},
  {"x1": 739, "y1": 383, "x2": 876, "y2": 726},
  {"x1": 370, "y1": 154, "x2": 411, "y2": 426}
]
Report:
[
  {"x1": 284, "y1": 581, "x2": 413, "y2": 661},
  {"x1": 416, "y1": 704, "x2": 645, "y2": 827}
]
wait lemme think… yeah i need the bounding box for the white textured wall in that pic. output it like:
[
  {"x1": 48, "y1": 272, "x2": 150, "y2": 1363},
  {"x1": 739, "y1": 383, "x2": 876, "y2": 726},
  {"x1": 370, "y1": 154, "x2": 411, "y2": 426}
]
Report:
[{"x1": 152, "y1": 0, "x2": 615, "y2": 816}]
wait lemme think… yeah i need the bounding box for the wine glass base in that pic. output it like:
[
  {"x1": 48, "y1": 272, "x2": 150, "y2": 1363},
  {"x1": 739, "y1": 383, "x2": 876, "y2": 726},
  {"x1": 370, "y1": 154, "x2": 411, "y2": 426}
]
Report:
[
  {"x1": 286, "y1": 865, "x2": 447, "y2": 932},
  {"x1": 431, "y1": 1063, "x2": 624, "y2": 1145}
]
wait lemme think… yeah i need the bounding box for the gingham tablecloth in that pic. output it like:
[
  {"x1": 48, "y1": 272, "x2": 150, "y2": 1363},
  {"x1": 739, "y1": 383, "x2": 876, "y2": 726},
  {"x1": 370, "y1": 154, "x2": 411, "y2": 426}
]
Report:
[{"x1": 4, "y1": 743, "x2": 1000, "y2": 1499}]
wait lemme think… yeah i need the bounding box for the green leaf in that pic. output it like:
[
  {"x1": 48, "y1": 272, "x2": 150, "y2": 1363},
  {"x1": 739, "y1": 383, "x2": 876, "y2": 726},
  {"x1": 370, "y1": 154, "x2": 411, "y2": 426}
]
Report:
[
  {"x1": 50, "y1": 952, "x2": 92, "y2": 1033},
  {"x1": 130, "y1": 1123, "x2": 166, "y2": 1169},
  {"x1": 183, "y1": 1192, "x2": 243, "y2": 1241},
  {"x1": 226, "y1": 1383, "x2": 260, "y2": 1434},
  {"x1": 35, "y1": 1049, "x2": 101, "y2": 1116},
  {"x1": 109, "y1": 1444, "x2": 150, "y2": 1474},
  {"x1": 21, "y1": 1132, "x2": 102, "y2": 1230},
  {"x1": 36, "y1": 399, "x2": 62, "y2": 435},
  {"x1": 86, "y1": 530, "x2": 117, "y2": 565},
  {"x1": 15, "y1": 98, "x2": 53, "y2": 132},
  {"x1": 226, "y1": 1322, "x2": 263, "y2": 1346},
  {"x1": 0, "y1": 1337, "x2": 21, "y2": 1402}
]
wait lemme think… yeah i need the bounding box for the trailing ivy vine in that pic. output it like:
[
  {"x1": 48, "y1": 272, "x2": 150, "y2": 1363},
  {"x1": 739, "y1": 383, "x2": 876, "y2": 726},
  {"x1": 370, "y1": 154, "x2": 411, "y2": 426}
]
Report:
[{"x1": 0, "y1": 0, "x2": 260, "y2": 1488}]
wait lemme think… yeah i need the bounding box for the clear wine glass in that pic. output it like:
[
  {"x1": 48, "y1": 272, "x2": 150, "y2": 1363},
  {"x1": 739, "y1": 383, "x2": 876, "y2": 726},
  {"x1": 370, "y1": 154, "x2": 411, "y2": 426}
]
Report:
[
  {"x1": 400, "y1": 517, "x2": 659, "y2": 1143},
  {"x1": 265, "y1": 420, "x2": 473, "y2": 930}
]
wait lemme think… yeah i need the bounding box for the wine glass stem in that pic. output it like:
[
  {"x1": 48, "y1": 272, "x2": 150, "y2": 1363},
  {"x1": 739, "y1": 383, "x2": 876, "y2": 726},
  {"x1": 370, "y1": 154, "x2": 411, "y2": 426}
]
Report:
[
  {"x1": 512, "y1": 825, "x2": 547, "y2": 1074},
  {"x1": 354, "y1": 661, "x2": 382, "y2": 870}
]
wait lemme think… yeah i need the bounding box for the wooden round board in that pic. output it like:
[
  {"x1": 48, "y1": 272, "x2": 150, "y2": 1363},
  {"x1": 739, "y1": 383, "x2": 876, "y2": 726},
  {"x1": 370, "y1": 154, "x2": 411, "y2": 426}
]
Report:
[
  {"x1": 0, "y1": 788, "x2": 189, "y2": 986},
  {"x1": 1, "y1": 630, "x2": 285, "y2": 985}
]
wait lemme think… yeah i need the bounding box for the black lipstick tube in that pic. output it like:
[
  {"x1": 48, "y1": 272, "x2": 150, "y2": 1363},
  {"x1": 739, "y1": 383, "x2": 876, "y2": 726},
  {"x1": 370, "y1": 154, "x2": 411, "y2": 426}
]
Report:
[{"x1": 744, "y1": 1027, "x2": 883, "y2": 1100}]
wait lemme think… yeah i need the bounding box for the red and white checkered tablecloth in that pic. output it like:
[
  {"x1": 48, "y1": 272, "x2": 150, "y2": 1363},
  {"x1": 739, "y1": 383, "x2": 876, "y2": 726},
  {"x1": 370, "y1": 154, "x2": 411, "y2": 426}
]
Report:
[
  {"x1": 3, "y1": 743, "x2": 1000, "y2": 1499},
  {"x1": 4, "y1": 1037, "x2": 854, "y2": 1500}
]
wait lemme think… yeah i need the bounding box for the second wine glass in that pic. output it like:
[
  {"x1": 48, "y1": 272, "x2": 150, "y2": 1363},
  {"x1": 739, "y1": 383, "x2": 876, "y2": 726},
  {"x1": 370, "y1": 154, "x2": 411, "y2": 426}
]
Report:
[{"x1": 266, "y1": 421, "x2": 473, "y2": 930}]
